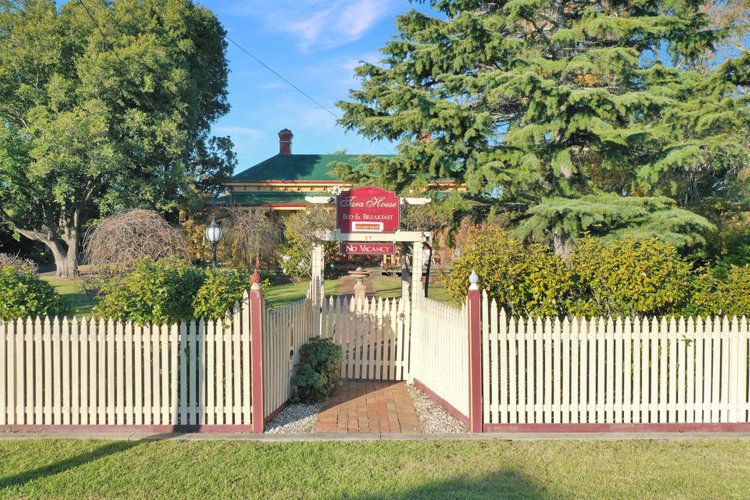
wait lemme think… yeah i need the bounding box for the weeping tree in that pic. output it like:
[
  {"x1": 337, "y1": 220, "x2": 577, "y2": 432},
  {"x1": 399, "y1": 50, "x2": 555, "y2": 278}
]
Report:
[
  {"x1": 0, "y1": 0, "x2": 234, "y2": 277},
  {"x1": 337, "y1": 0, "x2": 750, "y2": 251}
]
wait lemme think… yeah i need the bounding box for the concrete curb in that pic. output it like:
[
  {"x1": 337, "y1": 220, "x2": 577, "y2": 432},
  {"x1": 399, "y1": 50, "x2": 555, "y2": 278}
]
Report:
[{"x1": 2, "y1": 430, "x2": 750, "y2": 442}]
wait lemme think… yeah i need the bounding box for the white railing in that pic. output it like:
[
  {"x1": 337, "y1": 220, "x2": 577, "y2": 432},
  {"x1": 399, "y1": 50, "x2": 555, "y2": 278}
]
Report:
[
  {"x1": 0, "y1": 296, "x2": 252, "y2": 427},
  {"x1": 262, "y1": 298, "x2": 317, "y2": 419},
  {"x1": 411, "y1": 296, "x2": 469, "y2": 418},
  {"x1": 481, "y1": 295, "x2": 750, "y2": 425},
  {"x1": 321, "y1": 296, "x2": 410, "y2": 381}
]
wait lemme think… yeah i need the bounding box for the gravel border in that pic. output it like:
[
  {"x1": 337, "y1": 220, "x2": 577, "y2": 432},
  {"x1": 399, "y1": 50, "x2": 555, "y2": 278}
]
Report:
[
  {"x1": 407, "y1": 385, "x2": 467, "y2": 433},
  {"x1": 264, "y1": 404, "x2": 320, "y2": 434}
]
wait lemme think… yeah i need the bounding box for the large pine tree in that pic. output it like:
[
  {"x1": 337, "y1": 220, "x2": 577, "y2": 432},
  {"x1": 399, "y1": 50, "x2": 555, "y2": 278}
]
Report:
[{"x1": 337, "y1": 0, "x2": 750, "y2": 250}]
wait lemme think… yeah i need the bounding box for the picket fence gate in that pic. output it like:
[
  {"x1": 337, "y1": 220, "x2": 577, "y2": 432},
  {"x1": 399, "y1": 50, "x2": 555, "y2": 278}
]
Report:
[
  {"x1": 320, "y1": 295, "x2": 411, "y2": 382},
  {"x1": 0, "y1": 295, "x2": 252, "y2": 428},
  {"x1": 411, "y1": 296, "x2": 469, "y2": 417}
]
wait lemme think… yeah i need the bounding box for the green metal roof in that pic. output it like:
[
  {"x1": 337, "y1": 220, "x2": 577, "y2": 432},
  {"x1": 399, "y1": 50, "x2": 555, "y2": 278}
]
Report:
[
  {"x1": 230, "y1": 154, "x2": 392, "y2": 182},
  {"x1": 210, "y1": 191, "x2": 330, "y2": 206}
]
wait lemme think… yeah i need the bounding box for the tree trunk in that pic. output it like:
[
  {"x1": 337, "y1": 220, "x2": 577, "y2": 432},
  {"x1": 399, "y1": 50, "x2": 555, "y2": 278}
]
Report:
[
  {"x1": 46, "y1": 237, "x2": 79, "y2": 279},
  {"x1": 552, "y1": 231, "x2": 574, "y2": 259}
]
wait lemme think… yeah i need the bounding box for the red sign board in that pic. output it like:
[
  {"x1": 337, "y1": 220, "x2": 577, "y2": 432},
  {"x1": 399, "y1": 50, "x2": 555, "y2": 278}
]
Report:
[
  {"x1": 336, "y1": 186, "x2": 400, "y2": 233},
  {"x1": 341, "y1": 242, "x2": 396, "y2": 255}
]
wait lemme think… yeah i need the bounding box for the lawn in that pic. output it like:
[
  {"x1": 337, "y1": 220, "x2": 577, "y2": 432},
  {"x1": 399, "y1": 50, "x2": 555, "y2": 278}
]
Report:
[
  {"x1": 40, "y1": 276, "x2": 95, "y2": 317},
  {"x1": 0, "y1": 439, "x2": 748, "y2": 498},
  {"x1": 264, "y1": 279, "x2": 342, "y2": 309},
  {"x1": 372, "y1": 276, "x2": 458, "y2": 307}
]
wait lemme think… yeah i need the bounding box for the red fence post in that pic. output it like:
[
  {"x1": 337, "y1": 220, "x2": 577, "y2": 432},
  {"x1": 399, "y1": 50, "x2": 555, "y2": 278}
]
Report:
[
  {"x1": 467, "y1": 271, "x2": 483, "y2": 433},
  {"x1": 250, "y1": 266, "x2": 265, "y2": 433}
]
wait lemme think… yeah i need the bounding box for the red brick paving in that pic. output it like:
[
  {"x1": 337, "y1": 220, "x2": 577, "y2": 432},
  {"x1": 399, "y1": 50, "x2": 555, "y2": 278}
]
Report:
[{"x1": 315, "y1": 381, "x2": 421, "y2": 434}]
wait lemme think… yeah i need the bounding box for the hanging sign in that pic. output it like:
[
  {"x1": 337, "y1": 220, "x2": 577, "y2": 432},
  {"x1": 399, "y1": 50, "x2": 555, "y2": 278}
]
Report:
[
  {"x1": 341, "y1": 242, "x2": 396, "y2": 255},
  {"x1": 336, "y1": 186, "x2": 400, "y2": 233}
]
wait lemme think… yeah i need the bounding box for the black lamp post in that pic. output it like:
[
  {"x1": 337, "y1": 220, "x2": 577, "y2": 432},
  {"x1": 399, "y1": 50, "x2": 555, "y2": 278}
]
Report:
[{"x1": 204, "y1": 217, "x2": 224, "y2": 272}]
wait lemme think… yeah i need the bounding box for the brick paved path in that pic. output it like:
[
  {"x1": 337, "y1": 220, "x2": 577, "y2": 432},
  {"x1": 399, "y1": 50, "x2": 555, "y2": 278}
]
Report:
[{"x1": 316, "y1": 381, "x2": 421, "y2": 434}]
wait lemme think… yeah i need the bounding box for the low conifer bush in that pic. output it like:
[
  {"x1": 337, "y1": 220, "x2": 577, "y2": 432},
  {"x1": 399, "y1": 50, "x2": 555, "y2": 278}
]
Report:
[{"x1": 290, "y1": 337, "x2": 342, "y2": 403}]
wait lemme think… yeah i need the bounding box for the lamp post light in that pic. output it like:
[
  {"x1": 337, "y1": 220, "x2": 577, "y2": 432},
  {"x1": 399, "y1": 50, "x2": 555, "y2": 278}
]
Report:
[{"x1": 204, "y1": 217, "x2": 224, "y2": 272}]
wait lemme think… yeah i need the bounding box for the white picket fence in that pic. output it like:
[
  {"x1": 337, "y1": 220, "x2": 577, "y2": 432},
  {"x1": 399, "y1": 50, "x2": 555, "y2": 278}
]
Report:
[
  {"x1": 411, "y1": 297, "x2": 469, "y2": 417},
  {"x1": 320, "y1": 295, "x2": 410, "y2": 381},
  {"x1": 481, "y1": 294, "x2": 750, "y2": 425},
  {"x1": 0, "y1": 298, "x2": 252, "y2": 427},
  {"x1": 263, "y1": 299, "x2": 318, "y2": 419}
]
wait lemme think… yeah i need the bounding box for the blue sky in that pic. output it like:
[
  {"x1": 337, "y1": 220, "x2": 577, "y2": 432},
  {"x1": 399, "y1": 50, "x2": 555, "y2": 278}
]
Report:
[{"x1": 200, "y1": 0, "x2": 432, "y2": 174}]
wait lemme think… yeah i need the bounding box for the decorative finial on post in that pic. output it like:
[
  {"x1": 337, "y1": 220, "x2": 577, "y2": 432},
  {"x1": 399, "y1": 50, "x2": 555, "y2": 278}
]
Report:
[
  {"x1": 251, "y1": 258, "x2": 261, "y2": 290},
  {"x1": 469, "y1": 271, "x2": 479, "y2": 291}
]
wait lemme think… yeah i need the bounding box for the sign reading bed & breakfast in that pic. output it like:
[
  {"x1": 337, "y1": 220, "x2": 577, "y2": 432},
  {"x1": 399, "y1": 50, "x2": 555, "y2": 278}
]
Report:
[{"x1": 335, "y1": 186, "x2": 400, "y2": 234}]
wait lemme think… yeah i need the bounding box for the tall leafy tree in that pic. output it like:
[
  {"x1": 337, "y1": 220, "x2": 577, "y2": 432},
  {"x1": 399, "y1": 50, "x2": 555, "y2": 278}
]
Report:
[
  {"x1": 337, "y1": 0, "x2": 750, "y2": 251},
  {"x1": 0, "y1": 0, "x2": 234, "y2": 277}
]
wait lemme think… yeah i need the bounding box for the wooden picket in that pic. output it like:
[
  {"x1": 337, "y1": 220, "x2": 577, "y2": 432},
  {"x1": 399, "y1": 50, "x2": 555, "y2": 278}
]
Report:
[
  {"x1": 480, "y1": 297, "x2": 750, "y2": 424},
  {"x1": 0, "y1": 292, "x2": 253, "y2": 427},
  {"x1": 319, "y1": 295, "x2": 409, "y2": 382},
  {"x1": 262, "y1": 298, "x2": 318, "y2": 420},
  {"x1": 410, "y1": 296, "x2": 469, "y2": 418}
]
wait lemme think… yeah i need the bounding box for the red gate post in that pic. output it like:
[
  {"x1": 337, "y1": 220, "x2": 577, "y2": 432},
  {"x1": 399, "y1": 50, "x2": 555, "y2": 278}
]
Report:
[
  {"x1": 467, "y1": 271, "x2": 483, "y2": 432},
  {"x1": 250, "y1": 264, "x2": 265, "y2": 433}
]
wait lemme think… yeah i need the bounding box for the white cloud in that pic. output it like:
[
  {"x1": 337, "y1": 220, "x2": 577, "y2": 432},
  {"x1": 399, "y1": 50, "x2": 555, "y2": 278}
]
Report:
[{"x1": 229, "y1": 0, "x2": 394, "y2": 51}]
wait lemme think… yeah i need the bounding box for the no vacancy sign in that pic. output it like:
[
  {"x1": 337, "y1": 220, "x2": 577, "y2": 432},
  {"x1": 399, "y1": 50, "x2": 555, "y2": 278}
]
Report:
[{"x1": 340, "y1": 242, "x2": 396, "y2": 255}]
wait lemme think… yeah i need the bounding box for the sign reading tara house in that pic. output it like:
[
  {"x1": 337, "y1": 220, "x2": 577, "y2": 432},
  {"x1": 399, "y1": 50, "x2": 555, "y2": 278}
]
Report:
[{"x1": 336, "y1": 186, "x2": 400, "y2": 233}]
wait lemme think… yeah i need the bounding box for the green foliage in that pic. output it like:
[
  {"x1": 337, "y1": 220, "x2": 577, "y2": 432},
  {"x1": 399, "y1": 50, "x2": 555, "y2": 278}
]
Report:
[
  {"x1": 337, "y1": 0, "x2": 750, "y2": 246},
  {"x1": 567, "y1": 238, "x2": 693, "y2": 317},
  {"x1": 446, "y1": 225, "x2": 571, "y2": 316},
  {"x1": 0, "y1": 253, "x2": 38, "y2": 275},
  {"x1": 0, "y1": 266, "x2": 67, "y2": 319},
  {"x1": 689, "y1": 266, "x2": 750, "y2": 317},
  {"x1": 279, "y1": 208, "x2": 337, "y2": 281},
  {"x1": 290, "y1": 337, "x2": 342, "y2": 404},
  {"x1": 515, "y1": 194, "x2": 715, "y2": 256},
  {"x1": 448, "y1": 227, "x2": 700, "y2": 317},
  {"x1": 0, "y1": 0, "x2": 234, "y2": 276},
  {"x1": 192, "y1": 269, "x2": 249, "y2": 320},
  {"x1": 93, "y1": 257, "x2": 205, "y2": 324}
]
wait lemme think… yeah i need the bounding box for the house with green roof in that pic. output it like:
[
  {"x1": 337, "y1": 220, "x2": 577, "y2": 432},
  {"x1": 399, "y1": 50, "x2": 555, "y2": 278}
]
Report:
[{"x1": 212, "y1": 129, "x2": 388, "y2": 211}]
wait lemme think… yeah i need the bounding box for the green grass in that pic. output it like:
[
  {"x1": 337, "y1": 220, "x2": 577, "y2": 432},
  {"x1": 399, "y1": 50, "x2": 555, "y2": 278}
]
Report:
[
  {"x1": 264, "y1": 279, "x2": 342, "y2": 309},
  {"x1": 371, "y1": 276, "x2": 458, "y2": 307},
  {"x1": 40, "y1": 276, "x2": 95, "y2": 317},
  {"x1": 0, "y1": 439, "x2": 748, "y2": 498}
]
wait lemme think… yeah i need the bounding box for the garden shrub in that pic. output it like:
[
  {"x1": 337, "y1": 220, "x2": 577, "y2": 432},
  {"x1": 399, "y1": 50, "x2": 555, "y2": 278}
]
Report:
[
  {"x1": 446, "y1": 225, "x2": 571, "y2": 316},
  {"x1": 290, "y1": 337, "x2": 342, "y2": 403},
  {"x1": 0, "y1": 253, "x2": 38, "y2": 275},
  {"x1": 0, "y1": 266, "x2": 67, "y2": 319},
  {"x1": 93, "y1": 256, "x2": 205, "y2": 324},
  {"x1": 566, "y1": 238, "x2": 693, "y2": 317},
  {"x1": 193, "y1": 269, "x2": 250, "y2": 320},
  {"x1": 688, "y1": 265, "x2": 750, "y2": 317}
]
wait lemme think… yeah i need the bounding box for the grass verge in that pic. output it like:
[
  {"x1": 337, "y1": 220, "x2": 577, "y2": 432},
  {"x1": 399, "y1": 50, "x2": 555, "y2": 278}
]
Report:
[{"x1": 0, "y1": 439, "x2": 748, "y2": 498}]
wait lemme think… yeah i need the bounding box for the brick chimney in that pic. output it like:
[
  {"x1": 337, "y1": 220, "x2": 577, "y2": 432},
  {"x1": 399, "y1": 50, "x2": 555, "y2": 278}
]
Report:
[{"x1": 278, "y1": 128, "x2": 293, "y2": 155}]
